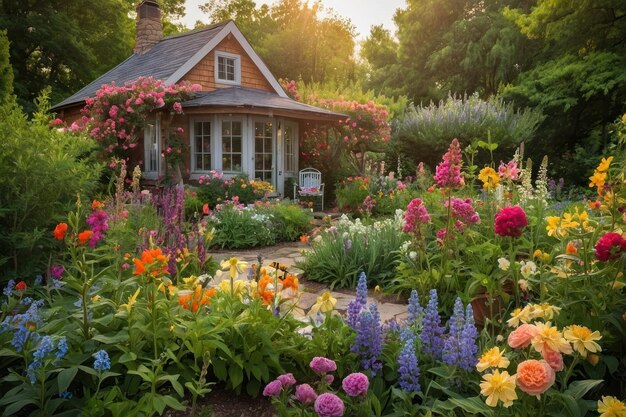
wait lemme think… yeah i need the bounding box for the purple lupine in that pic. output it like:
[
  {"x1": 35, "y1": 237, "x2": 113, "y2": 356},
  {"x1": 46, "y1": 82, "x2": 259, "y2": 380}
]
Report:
[
  {"x1": 442, "y1": 297, "x2": 465, "y2": 367},
  {"x1": 351, "y1": 304, "x2": 383, "y2": 375},
  {"x1": 86, "y1": 209, "x2": 109, "y2": 247},
  {"x1": 347, "y1": 273, "x2": 368, "y2": 329},
  {"x1": 407, "y1": 290, "x2": 422, "y2": 326},
  {"x1": 458, "y1": 304, "x2": 479, "y2": 371},
  {"x1": 420, "y1": 289, "x2": 444, "y2": 360},
  {"x1": 397, "y1": 330, "x2": 421, "y2": 393},
  {"x1": 156, "y1": 186, "x2": 186, "y2": 275}
]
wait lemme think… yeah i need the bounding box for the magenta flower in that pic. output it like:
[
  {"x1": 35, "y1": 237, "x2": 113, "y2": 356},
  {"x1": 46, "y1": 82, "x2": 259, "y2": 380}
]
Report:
[
  {"x1": 498, "y1": 160, "x2": 520, "y2": 180},
  {"x1": 341, "y1": 372, "x2": 369, "y2": 397},
  {"x1": 277, "y1": 373, "x2": 296, "y2": 387},
  {"x1": 434, "y1": 139, "x2": 464, "y2": 189},
  {"x1": 594, "y1": 232, "x2": 626, "y2": 262},
  {"x1": 172, "y1": 102, "x2": 183, "y2": 113},
  {"x1": 447, "y1": 197, "x2": 480, "y2": 231},
  {"x1": 403, "y1": 198, "x2": 430, "y2": 237},
  {"x1": 310, "y1": 357, "x2": 337, "y2": 374},
  {"x1": 49, "y1": 264, "x2": 65, "y2": 280},
  {"x1": 494, "y1": 206, "x2": 528, "y2": 237},
  {"x1": 295, "y1": 383, "x2": 318, "y2": 405},
  {"x1": 314, "y1": 393, "x2": 344, "y2": 417},
  {"x1": 262, "y1": 379, "x2": 283, "y2": 397}
]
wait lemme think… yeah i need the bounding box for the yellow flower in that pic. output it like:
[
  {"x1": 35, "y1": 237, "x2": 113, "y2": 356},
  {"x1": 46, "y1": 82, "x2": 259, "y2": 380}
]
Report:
[
  {"x1": 529, "y1": 303, "x2": 561, "y2": 320},
  {"x1": 218, "y1": 279, "x2": 248, "y2": 297},
  {"x1": 563, "y1": 325, "x2": 602, "y2": 358},
  {"x1": 476, "y1": 347, "x2": 510, "y2": 372},
  {"x1": 545, "y1": 216, "x2": 564, "y2": 238},
  {"x1": 596, "y1": 156, "x2": 613, "y2": 173},
  {"x1": 561, "y1": 212, "x2": 580, "y2": 229},
  {"x1": 220, "y1": 257, "x2": 249, "y2": 280},
  {"x1": 479, "y1": 370, "x2": 517, "y2": 408},
  {"x1": 589, "y1": 170, "x2": 607, "y2": 190},
  {"x1": 597, "y1": 396, "x2": 626, "y2": 417},
  {"x1": 91, "y1": 295, "x2": 101, "y2": 303},
  {"x1": 479, "y1": 167, "x2": 500, "y2": 191},
  {"x1": 507, "y1": 306, "x2": 532, "y2": 328},
  {"x1": 120, "y1": 287, "x2": 141, "y2": 314},
  {"x1": 309, "y1": 291, "x2": 337, "y2": 315},
  {"x1": 531, "y1": 322, "x2": 573, "y2": 355}
]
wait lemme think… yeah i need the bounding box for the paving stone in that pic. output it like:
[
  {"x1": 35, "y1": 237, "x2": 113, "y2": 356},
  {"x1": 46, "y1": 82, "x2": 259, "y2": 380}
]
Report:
[
  {"x1": 296, "y1": 292, "x2": 319, "y2": 310},
  {"x1": 378, "y1": 303, "x2": 409, "y2": 323},
  {"x1": 332, "y1": 293, "x2": 355, "y2": 311}
]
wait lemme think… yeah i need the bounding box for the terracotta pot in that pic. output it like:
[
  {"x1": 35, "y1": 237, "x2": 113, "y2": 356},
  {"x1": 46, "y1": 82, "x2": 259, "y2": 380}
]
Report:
[{"x1": 470, "y1": 281, "x2": 514, "y2": 328}]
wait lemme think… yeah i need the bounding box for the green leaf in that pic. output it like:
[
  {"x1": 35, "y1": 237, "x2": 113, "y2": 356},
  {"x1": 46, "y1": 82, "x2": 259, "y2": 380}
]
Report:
[
  {"x1": 2, "y1": 399, "x2": 37, "y2": 417},
  {"x1": 118, "y1": 351, "x2": 137, "y2": 364},
  {"x1": 447, "y1": 396, "x2": 494, "y2": 415},
  {"x1": 57, "y1": 367, "x2": 78, "y2": 394},
  {"x1": 228, "y1": 364, "x2": 244, "y2": 389},
  {"x1": 161, "y1": 395, "x2": 185, "y2": 411},
  {"x1": 92, "y1": 331, "x2": 129, "y2": 345},
  {"x1": 565, "y1": 380, "x2": 603, "y2": 400},
  {"x1": 0, "y1": 348, "x2": 21, "y2": 358}
]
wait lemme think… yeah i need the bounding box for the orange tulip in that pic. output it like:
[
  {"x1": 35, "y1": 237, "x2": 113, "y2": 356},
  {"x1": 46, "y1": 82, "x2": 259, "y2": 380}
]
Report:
[
  {"x1": 78, "y1": 230, "x2": 93, "y2": 245},
  {"x1": 53, "y1": 223, "x2": 68, "y2": 240}
]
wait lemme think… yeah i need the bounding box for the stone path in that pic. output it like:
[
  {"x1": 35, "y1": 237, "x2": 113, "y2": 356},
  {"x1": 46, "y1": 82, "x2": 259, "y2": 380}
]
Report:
[{"x1": 208, "y1": 241, "x2": 409, "y2": 324}]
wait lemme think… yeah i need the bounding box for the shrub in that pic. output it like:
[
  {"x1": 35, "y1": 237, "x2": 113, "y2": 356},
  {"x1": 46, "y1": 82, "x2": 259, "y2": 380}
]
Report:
[
  {"x1": 263, "y1": 202, "x2": 313, "y2": 242},
  {"x1": 0, "y1": 92, "x2": 102, "y2": 276}
]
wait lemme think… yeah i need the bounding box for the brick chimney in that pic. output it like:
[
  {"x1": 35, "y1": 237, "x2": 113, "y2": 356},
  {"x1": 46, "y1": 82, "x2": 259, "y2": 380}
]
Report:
[{"x1": 134, "y1": 0, "x2": 162, "y2": 55}]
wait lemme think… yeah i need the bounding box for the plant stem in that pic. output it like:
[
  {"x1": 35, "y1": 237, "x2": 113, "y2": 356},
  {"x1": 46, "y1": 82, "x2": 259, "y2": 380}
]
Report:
[
  {"x1": 82, "y1": 283, "x2": 90, "y2": 339},
  {"x1": 151, "y1": 284, "x2": 158, "y2": 360}
]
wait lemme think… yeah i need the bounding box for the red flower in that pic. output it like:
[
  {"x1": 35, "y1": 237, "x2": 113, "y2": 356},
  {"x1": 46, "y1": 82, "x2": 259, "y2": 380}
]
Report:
[
  {"x1": 78, "y1": 230, "x2": 94, "y2": 245},
  {"x1": 594, "y1": 232, "x2": 626, "y2": 262},
  {"x1": 15, "y1": 281, "x2": 27, "y2": 292},
  {"x1": 202, "y1": 203, "x2": 210, "y2": 215},
  {"x1": 53, "y1": 223, "x2": 68, "y2": 240},
  {"x1": 494, "y1": 206, "x2": 528, "y2": 237}
]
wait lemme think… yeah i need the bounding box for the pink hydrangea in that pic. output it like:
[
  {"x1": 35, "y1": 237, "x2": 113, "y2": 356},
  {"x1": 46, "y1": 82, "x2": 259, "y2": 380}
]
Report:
[
  {"x1": 310, "y1": 357, "x2": 337, "y2": 374},
  {"x1": 341, "y1": 372, "x2": 369, "y2": 397},
  {"x1": 403, "y1": 198, "x2": 431, "y2": 236},
  {"x1": 295, "y1": 383, "x2": 318, "y2": 405},
  {"x1": 494, "y1": 206, "x2": 528, "y2": 238},
  {"x1": 498, "y1": 160, "x2": 520, "y2": 180},
  {"x1": 262, "y1": 379, "x2": 283, "y2": 397},
  {"x1": 277, "y1": 373, "x2": 296, "y2": 387},
  {"x1": 434, "y1": 139, "x2": 464, "y2": 189},
  {"x1": 314, "y1": 393, "x2": 344, "y2": 417},
  {"x1": 594, "y1": 232, "x2": 626, "y2": 262}
]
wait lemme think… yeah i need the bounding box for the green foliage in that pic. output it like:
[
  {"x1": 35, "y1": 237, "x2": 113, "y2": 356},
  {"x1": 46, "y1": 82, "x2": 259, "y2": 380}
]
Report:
[
  {"x1": 261, "y1": 202, "x2": 312, "y2": 242},
  {"x1": 393, "y1": 93, "x2": 544, "y2": 171},
  {"x1": 335, "y1": 177, "x2": 371, "y2": 213},
  {"x1": 0, "y1": 30, "x2": 13, "y2": 105},
  {"x1": 0, "y1": 91, "x2": 102, "y2": 276}
]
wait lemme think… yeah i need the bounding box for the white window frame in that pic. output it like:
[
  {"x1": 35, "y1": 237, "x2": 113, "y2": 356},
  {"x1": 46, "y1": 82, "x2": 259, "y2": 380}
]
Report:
[
  {"x1": 214, "y1": 51, "x2": 241, "y2": 85},
  {"x1": 219, "y1": 116, "x2": 246, "y2": 174},
  {"x1": 283, "y1": 120, "x2": 299, "y2": 176},
  {"x1": 143, "y1": 118, "x2": 160, "y2": 180},
  {"x1": 250, "y1": 117, "x2": 276, "y2": 185},
  {"x1": 189, "y1": 118, "x2": 216, "y2": 176}
]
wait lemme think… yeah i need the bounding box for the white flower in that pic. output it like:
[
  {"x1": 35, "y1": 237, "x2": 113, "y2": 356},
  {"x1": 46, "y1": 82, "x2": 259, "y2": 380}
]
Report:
[
  {"x1": 409, "y1": 251, "x2": 418, "y2": 261},
  {"x1": 313, "y1": 235, "x2": 323, "y2": 243},
  {"x1": 518, "y1": 279, "x2": 529, "y2": 292},
  {"x1": 519, "y1": 260, "x2": 538, "y2": 278},
  {"x1": 498, "y1": 257, "x2": 510, "y2": 271}
]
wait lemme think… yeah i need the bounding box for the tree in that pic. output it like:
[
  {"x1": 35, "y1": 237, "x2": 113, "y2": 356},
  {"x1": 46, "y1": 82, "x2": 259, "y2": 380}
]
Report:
[{"x1": 0, "y1": 29, "x2": 13, "y2": 105}]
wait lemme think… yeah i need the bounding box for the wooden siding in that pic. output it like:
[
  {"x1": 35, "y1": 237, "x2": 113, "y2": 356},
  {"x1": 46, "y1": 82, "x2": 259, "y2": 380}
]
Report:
[{"x1": 182, "y1": 35, "x2": 274, "y2": 92}]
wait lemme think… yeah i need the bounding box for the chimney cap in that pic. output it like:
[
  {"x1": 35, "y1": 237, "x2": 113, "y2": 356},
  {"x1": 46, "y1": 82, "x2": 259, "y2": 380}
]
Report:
[{"x1": 137, "y1": 0, "x2": 160, "y2": 18}]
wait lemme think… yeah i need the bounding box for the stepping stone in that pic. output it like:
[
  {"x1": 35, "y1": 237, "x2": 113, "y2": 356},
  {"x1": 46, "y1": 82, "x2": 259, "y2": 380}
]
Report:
[
  {"x1": 295, "y1": 292, "x2": 319, "y2": 310},
  {"x1": 378, "y1": 303, "x2": 409, "y2": 324}
]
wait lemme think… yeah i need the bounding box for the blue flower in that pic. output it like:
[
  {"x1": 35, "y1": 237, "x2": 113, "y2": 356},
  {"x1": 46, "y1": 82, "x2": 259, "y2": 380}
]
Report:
[
  {"x1": 458, "y1": 304, "x2": 479, "y2": 371},
  {"x1": 355, "y1": 272, "x2": 368, "y2": 305},
  {"x1": 20, "y1": 297, "x2": 33, "y2": 306},
  {"x1": 343, "y1": 239, "x2": 352, "y2": 252},
  {"x1": 346, "y1": 273, "x2": 368, "y2": 329},
  {"x1": 351, "y1": 303, "x2": 383, "y2": 375},
  {"x1": 420, "y1": 289, "x2": 444, "y2": 360},
  {"x1": 33, "y1": 336, "x2": 54, "y2": 361},
  {"x1": 407, "y1": 290, "x2": 422, "y2": 325},
  {"x1": 56, "y1": 336, "x2": 68, "y2": 359},
  {"x1": 397, "y1": 331, "x2": 421, "y2": 393},
  {"x1": 34, "y1": 275, "x2": 43, "y2": 286},
  {"x1": 59, "y1": 391, "x2": 72, "y2": 399},
  {"x1": 3, "y1": 279, "x2": 15, "y2": 297},
  {"x1": 93, "y1": 350, "x2": 111, "y2": 372},
  {"x1": 0, "y1": 300, "x2": 44, "y2": 352},
  {"x1": 442, "y1": 297, "x2": 465, "y2": 367}
]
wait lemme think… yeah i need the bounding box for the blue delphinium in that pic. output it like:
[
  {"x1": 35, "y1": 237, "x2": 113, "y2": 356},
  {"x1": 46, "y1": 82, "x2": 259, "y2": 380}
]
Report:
[
  {"x1": 420, "y1": 289, "x2": 444, "y2": 360},
  {"x1": 407, "y1": 289, "x2": 423, "y2": 325},
  {"x1": 3, "y1": 279, "x2": 15, "y2": 297},
  {"x1": 397, "y1": 330, "x2": 421, "y2": 393},
  {"x1": 442, "y1": 297, "x2": 465, "y2": 367},
  {"x1": 56, "y1": 336, "x2": 68, "y2": 359},
  {"x1": 27, "y1": 336, "x2": 55, "y2": 383},
  {"x1": 458, "y1": 304, "x2": 479, "y2": 371},
  {"x1": 0, "y1": 299, "x2": 44, "y2": 352},
  {"x1": 347, "y1": 272, "x2": 368, "y2": 329},
  {"x1": 351, "y1": 304, "x2": 383, "y2": 375},
  {"x1": 93, "y1": 350, "x2": 111, "y2": 372},
  {"x1": 59, "y1": 391, "x2": 73, "y2": 399}
]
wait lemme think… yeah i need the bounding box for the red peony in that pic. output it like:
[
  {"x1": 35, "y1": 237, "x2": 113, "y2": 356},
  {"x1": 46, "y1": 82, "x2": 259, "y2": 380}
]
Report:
[
  {"x1": 494, "y1": 206, "x2": 528, "y2": 237},
  {"x1": 594, "y1": 232, "x2": 626, "y2": 262}
]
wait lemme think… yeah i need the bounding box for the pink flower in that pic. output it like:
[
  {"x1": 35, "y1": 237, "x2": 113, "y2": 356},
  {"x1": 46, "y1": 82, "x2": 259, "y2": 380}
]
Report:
[
  {"x1": 314, "y1": 393, "x2": 344, "y2": 417},
  {"x1": 508, "y1": 324, "x2": 539, "y2": 349},
  {"x1": 447, "y1": 197, "x2": 480, "y2": 231},
  {"x1": 262, "y1": 379, "x2": 283, "y2": 397},
  {"x1": 594, "y1": 232, "x2": 626, "y2": 262},
  {"x1": 542, "y1": 349, "x2": 564, "y2": 371},
  {"x1": 434, "y1": 139, "x2": 464, "y2": 189},
  {"x1": 342, "y1": 372, "x2": 369, "y2": 397},
  {"x1": 295, "y1": 383, "x2": 318, "y2": 405},
  {"x1": 277, "y1": 373, "x2": 296, "y2": 387},
  {"x1": 310, "y1": 357, "x2": 337, "y2": 374},
  {"x1": 516, "y1": 360, "x2": 555, "y2": 397},
  {"x1": 173, "y1": 102, "x2": 183, "y2": 113},
  {"x1": 108, "y1": 105, "x2": 118, "y2": 119},
  {"x1": 494, "y1": 206, "x2": 528, "y2": 237},
  {"x1": 498, "y1": 160, "x2": 520, "y2": 180},
  {"x1": 323, "y1": 374, "x2": 334, "y2": 384},
  {"x1": 403, "y1": 198, "x2": 431, "y2": 236}
]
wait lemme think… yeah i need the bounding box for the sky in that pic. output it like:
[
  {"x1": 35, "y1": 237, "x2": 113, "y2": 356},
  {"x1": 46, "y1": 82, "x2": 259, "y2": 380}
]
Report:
[{"x1": 180, "y1": 0, "x2": 406, "y2": 41}]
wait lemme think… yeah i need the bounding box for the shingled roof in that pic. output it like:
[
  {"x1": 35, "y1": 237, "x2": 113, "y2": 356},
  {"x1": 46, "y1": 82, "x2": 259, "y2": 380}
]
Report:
[{"x1": 52, "y1": 21, "x2": 229, "y2": 111}]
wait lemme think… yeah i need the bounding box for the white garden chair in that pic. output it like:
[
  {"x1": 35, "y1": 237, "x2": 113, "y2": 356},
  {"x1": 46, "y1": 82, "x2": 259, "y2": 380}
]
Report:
[{"x1": 294, "y1": 168, "x2": 324, "y2": 211}]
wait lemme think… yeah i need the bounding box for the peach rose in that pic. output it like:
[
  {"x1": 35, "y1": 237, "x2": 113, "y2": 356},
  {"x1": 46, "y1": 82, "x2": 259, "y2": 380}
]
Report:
[
  {"x1": 508, "y1": 323, "x2": 538, "y2": 349},
  {"x1": 516, "y1": 360, "x2": 555, "y2": 397},
  {"x1": 542, "y1": 349, "x2": 564, "y2": 371}
]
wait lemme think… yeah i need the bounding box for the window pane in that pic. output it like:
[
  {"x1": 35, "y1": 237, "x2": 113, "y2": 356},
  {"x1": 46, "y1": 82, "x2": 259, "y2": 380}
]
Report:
[
  {"x1": 193, "y1": 121, "x2": 210, "y2": 171},
  {"x1": 232, "y1": 155, "x2": 241, "y2": 170},
  {"x1": 232, "y1": 121, "x2": 241, "y2": 135},
  {"x1": 223, "y1": 156, "x2": 232, "y2": 171},
  {"x1": 232, "y1": 137, "x2": 241, "y2": 152},
  {"x1": 196, "y1": 155, "x2": 202, "y2": 170}
]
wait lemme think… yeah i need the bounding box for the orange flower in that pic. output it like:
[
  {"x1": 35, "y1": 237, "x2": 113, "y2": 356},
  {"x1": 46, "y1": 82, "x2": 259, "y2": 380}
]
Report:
[
  {"x1": 178, "y1": 285, "x2": 216, "y2": 312},
  {"x1": 133, "y1": 248, "x2": 170, "y2": 277},
  {"x1": 565, "y1": 241, "x2": 578, "y2": 255},
  {"x1": 53, "y1": 223, "x2": 68, "y2": 240},
  {"x1": 300, "y1": 234, "x2": 309, "y2": 243},
  {"x1": 280, "y1": 273, "x2": 299, "y2": 292},
  {"x1": 516, "y1": 359, "x2": 555, "y2": 397},
  {"x1": 78, "y1": 230, "x2": 93, "y2": 245},
  {"x1": 91, "y1": 200, "x2": 104, "y2": 209},
  {"x1": 257, "y1": 274, "x2": 275, "y2": 305}
]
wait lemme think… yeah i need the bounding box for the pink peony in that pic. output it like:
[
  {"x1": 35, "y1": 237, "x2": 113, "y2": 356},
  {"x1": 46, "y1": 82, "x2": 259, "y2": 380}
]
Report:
[
  {"x1": 516, "y1": 360, "x2": 555, "y2": 397},
  {"x1": 494, "y1": 206, "x2": 528, "y2": 237},
  {"x1": 341, "y1": 372, "x2": 369, "y2": 397},
  {"x1": 295, "y1": 383, "x2": 318, "y2": 405},
  {"x1": 310, "y1": 357, "x2": 337, "y2": 374},
  {"x1": 314, "y1": 393, "x2": 344, "y2": 417},
  {"x1": 434, "y1": 139, "x2": 464, "y2": 189},
  {"x1": 594, "y1": 232, "x2": 626, "y2": 262},
  {"x1": 262, "y1": 379, "x2": 283, "y2": 397},
  {"x1": 542, "y1": 349, "x2": 564, "y2": 371},
  {"x1": 172, "y1": 102, "x2": 183, "y2": 113},
  {"x1": 508, "y1": 324, "x2": 539, "y2": 349},
  {"x1": 277, "y1": 373, "x2": 296, "y2": 387}
]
